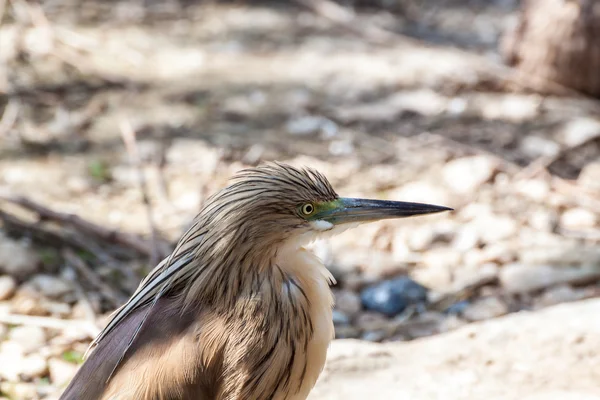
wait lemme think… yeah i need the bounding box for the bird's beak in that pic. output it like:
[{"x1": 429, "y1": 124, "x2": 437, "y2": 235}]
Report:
[{"x1": 317, "y1": 198, "x2": 453, "y2": 225}]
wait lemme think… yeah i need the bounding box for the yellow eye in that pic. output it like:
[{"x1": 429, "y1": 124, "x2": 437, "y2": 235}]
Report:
[{"x1": 301, "y1": 203, "x2": 315, "y2": 215}]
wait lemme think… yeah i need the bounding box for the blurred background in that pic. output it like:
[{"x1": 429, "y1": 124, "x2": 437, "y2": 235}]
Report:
[{"x1": 1, "y1": 0, "x2": 600, "y2": 398}]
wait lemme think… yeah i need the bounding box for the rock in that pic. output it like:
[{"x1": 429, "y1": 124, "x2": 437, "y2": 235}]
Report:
[
  {"x1": 406, "y1": 227, "x2": 436, "y2": 252},
  {"x1": 285, "y1": 115, "x2": 338, "y2": 137},
  {"x1": 452, "y1": 226, "x2": 480, "y2": 251},
  {"x1": 515, "y1": 179, "x2": 551, "y2": 201},
  {"x1": 442, "y1": 156, "x2": 497, "y2": 194},
  {"x1": 559, "y1": 117, "x2": 600, "y2": 147},
  {"x1": 535, "y1": 284, "x2": 585, "y2": 308},
  {"x1": 310, "y1": 299, "x2": 600, "y2": 400},
  {"x1": 10, "y1": 285, "x2": 47, "y2": 316},
  {"x1": 48, "y1": 358, "x2": 78, "y2": 386},
  {"x1": 334, "y1": 290, "x2": 362, "y2": 316},
  {"x1": 332, "y1": 310, "x2": 351, "y2": 326},
  {"x1": 0, "y1": 275, "x2": 16, "y2": 300},
  {"x1": 444, "y1": 300, "x2": 470, "y2": 315},
  {"x1": 361, "y1": 330, "x2": 387, "y2": 342},
  {"x1": 462, "y1": 297, "x2": 508, "y2": 321},
  {"x1": 519, "y1": 136, "x2": 560, "y2": 158},
  {"x1": 8, "y1": 325, "x2": 47, "y2": 353},
  {"x1": 475, "y1": 214, "x2": 518, "y2": 243},
  {"x1": 578, "y1": 162, "x2": 600, "y2": 191},
  {"x1": 28, "y1": 274, "x2": 73, "y2": 299},
  {"x1": 528, "y1": 209, "x2": 558, "y2": 232},
  {"x1": 560, "y1": 208, "x2": 597, "y2": 229},
  {"x1": 0, "y1": 383, "x2": 37, "y2": 400},
  {"x1": 0, "y1": 341, "x2": 25, "y2": 380},
  {"x1": 360, "y1": 277, "x2": 428, "y2": 317},
  {"x1": 17, "y1": 354, "x2": 48, "y2": 379},
  {"x1": 0, "y1": 238, "x2": 39, "y2": 278},
  {"x1": 500, "y1": 263, "x2": 600, "y2": 293}
]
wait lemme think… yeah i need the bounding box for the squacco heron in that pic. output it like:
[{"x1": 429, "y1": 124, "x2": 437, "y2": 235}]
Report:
[{"x1": 60, "y1": 162, "x2": 451, "y2": 400}]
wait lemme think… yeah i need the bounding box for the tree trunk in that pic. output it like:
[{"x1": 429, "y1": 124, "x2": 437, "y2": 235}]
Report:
[{"x1": 501, "y1": 0, "x2": 600, "y2": 97}]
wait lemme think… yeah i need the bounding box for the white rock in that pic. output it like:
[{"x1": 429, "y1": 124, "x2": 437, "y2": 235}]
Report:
[
  {"x1": 0, "y1": 275, "x2": 16, "y2": 300},
  {"x1": 560, "y1": 208, "x2": 597, "y2": 229},
  {"x1": 17, "y1": 354, "x2": 48, "y2": 379},
  {"x1": 48, "y1": 358, "x2": 78, "y2": 386},
  {"x1": 578, "y1": 162, "x2": 600, "y2": 191},
  {"x1": 442, "y1": 156, "x2": 497, "y2": 194},
  {"x1": 519, "y1": 136, "x2": 560, "y2": 158},
  {"x1": 515, "y1": 179, "x2": 551, "y2": 201},
  {"x1": 474, "y1": 214, "x2": 518, "y2": 243},
  {"x1": 8, "y1": 325, "x2": 47, "y2": 353},
  {"x1": 0, "y1": 239, "x2": 39, "y2": 278},
  {"x1": 462, "y1": 297, "x2": 508, "y2": 321},
  {"x1": 0, "y1": 341, "x2": 25, "y2": 380},
  {"x1": 28, "y1": 274, "x2": 72, "y2": 299},
  {"x1": 500, "y1": 264, "x2": 600, "y2": 293},
  {"x1": 0, "y1": 382, "x2": 36, "y2": 400},
  {"x1": 560, "y1": 117, "x2": 600, "y2": 147}
]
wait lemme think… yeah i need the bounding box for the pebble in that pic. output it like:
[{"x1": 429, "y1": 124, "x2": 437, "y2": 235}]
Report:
[
  {"x1": 334, "y1": 290, "x2": 362, "y2": 316},
  {"x1": 17, "y1": 354, "x2": 48, "y2": 379},
  {"x1": 0, "y1": 382, "x2": 37, "y2": 400},
  {"x1": 361, "y1": 330, "x2": 387, "y2": 342},
  {"x1": 332, "y1": 310, "x2": 351, "y2": 326},
  {"x1": 444, "y1": 300, "x2": 471, "y2": 315},
  {"x1": 515, "y1": 179, "x2": 551, "y2": 202},
  {"x1": 476, "y1": 214, "x2": 518, "y2": 243},
  {"x1": 535, "y1": 284, "x2": 585, "y2": 308},
  {"x1": 519, "y1": 136, "x2": 560, "y2": 158},
  {"x1": 559, "y1": 117, "x2": 600, "y2": 147},
  {"x1": 500, "y1": 263, "x2": 600, "y2": 293},
  {"x1": 8, "y1": 326, "x2": 47, "y2": 353},
  {"x1": 578, "y1": 162, "x2": 600, "y2": 191},
  {"x1": 360, "y1": 277, "x2": 428, "y2": 317},
  {"x1": 49, "y1": 358, "x2": 79, "y2": 386},
  {"x1": 560, "y1": 208, "x2": 597, "y2": 229},
  {"x1": 0, "y1": 275, "x2": 16, "y2": 300},
  {"x1": 28, "y1": 274, "x2": 73, "y2": 299},
  {"x1": 462, "y1": 297, "x2": 508, "y2": 321},
  {"x1": 285, "y1": 115, "x2": 338, "y2": 137},
  {"x1": 10, "y1": 286, "x2": 48, "y2": 316},
  {"x1": 0, "y1": 238, "x2": 40, "y2": 278},
  {"x1": 442, "y1": 156, "x2": 497, "y2": 194}
]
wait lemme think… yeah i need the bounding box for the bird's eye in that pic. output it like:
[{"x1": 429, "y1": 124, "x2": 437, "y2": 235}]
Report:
[{"x1": 301, "y1": 203, "x2": 315, "y2": 215}]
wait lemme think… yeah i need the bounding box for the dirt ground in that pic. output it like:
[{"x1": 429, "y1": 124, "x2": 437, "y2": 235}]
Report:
[{"x1": 1, "y1": 0, "x2": 600, "y2": 398}]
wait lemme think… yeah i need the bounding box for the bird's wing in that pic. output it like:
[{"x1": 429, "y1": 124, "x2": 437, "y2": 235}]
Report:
[{"x1": 87, "y1": 219, "x2": 207, "y2": 355}]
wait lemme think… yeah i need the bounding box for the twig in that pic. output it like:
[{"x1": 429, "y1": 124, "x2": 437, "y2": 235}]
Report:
[
  {"x1": 0, "y1": 208, "x2": 118, "y2": 263},
  {"x1": 119, "y1": 117, "x2": 161, "y2": 267},
  {"x1": 0, "y1": 193, "x2": 155, "y2": 256},
  {"x1": 0, "y1": 99, "x2": 20, "y2": 137},
  {"x1": 63, "y1": 266, "x2": 100, "y2": 324},
  {"x1": 0, "y1": 313, "x2": 100, "y2": 337},
  {"x1": 63, "y1": 248, "x2": 127, "y2": 307}
]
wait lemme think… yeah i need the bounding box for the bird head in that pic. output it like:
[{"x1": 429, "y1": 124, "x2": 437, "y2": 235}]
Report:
[{"x1": 203, "y1": 162, "x2": 452, "y2": 251}]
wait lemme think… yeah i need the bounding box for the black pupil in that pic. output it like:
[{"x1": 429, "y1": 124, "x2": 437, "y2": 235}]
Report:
[{"x1": 305, "y1": 205, "x2": 313, "y2": 213}]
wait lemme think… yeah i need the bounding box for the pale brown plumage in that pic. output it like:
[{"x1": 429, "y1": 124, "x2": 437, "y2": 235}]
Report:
[{"x1": 60, "y1": 162, "x2": 451, "y2": 400}]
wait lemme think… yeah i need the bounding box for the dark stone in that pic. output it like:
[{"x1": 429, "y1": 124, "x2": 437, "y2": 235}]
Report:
[{"x1": 360, "y1": 276, "x2": 428, "y2": 317}]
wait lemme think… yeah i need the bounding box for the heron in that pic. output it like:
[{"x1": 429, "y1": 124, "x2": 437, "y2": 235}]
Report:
[{"x1": 60, "y1": 162, "x2": 451, "y2": 400}]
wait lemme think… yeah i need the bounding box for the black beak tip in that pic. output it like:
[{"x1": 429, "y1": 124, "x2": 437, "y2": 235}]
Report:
[{"x1": 424, "y1": 204, "x2": 454, "y2": 214}]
